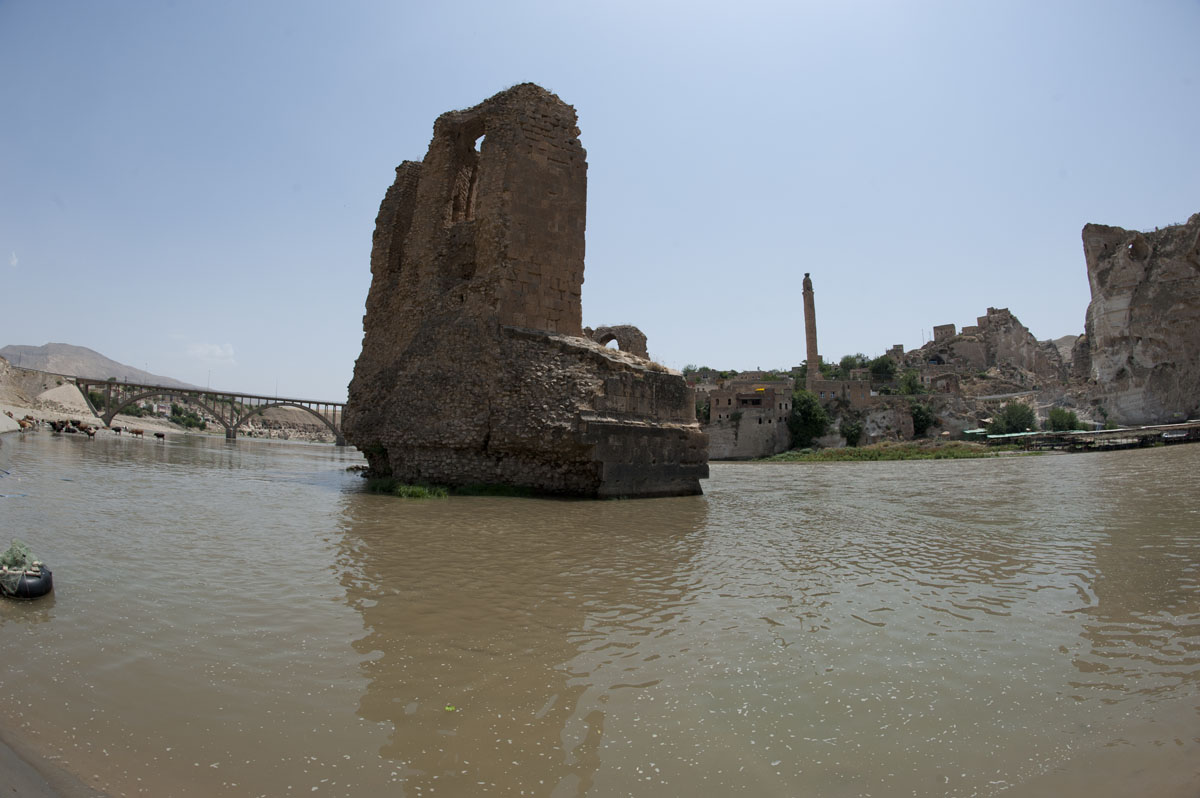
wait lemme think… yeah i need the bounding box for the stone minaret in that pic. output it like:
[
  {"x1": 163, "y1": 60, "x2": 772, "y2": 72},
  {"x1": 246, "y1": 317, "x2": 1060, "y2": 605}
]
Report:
[{"x1": 802, "y1": 272, "x2": 820, "y2": 387}]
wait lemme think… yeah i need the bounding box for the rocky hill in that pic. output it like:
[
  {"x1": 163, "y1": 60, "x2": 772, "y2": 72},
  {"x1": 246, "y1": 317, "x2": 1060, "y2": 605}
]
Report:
[
  {"x1": 0, "y1": 343, "x2": 196, "y2": 388},
  {"x1": 1047, "y1": 335, "x2": 1078, "y2": 366}
]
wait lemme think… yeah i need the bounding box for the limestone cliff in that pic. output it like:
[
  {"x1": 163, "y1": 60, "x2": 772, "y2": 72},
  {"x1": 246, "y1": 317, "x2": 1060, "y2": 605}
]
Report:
[
  {"x1": 344, "y1": 84, "x2": 707, "y2": 497},
  {"x1": 1080, "y1": 213, "x2": 1200, "y2": 425}
]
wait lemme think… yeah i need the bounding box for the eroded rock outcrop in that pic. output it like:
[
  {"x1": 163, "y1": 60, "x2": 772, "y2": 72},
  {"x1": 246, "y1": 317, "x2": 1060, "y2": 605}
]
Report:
[
  {"x1": 344, "y1": 84, "x2": 708, "y2": 497},
  {"x1": 979, "y1": 308, "x2": 1067, "y2": 384},
  {"x1": 1080, "y1": 213, "x2": 1200, "y2": 424},
  {"x1": 907, "y1": 307, "x2": 1067, "y2": 387}
]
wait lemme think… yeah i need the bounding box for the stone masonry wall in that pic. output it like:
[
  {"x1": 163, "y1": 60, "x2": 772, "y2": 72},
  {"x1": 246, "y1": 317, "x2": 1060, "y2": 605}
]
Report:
[
  {"x1": 707, "y1": 409, "x2": 790, "y2": 460},
  {"x1": 933, "y1": 324, "x2": 956, "y2": 341}
]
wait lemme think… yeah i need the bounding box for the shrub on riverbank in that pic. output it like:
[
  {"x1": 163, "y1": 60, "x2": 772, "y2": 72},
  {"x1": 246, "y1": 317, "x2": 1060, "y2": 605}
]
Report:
[
  {"x1": 763, "y1": 440, "x2": 1029, "y2": 462},
  {"x1": 169, "y1": 403, "x2": 206, "y2": 429},
  {"x1": 988, "y1": 402, "x2": 1036, "y2": 434},
  {"x1": 1045, "y1": 407, "x2": 1082, "y2": 431},
  {"x1": 365, "y1": 477, "x2": 448, "y2": 498},
  {"x1": 788, "y1": 388, "x2": 828, "y2": 448}
]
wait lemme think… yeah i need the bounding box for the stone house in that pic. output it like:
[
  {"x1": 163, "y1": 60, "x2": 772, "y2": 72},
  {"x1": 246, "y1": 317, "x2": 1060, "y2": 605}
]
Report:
[
  {"x1": 807, "y1": 377, "x2": 876, "y2": 408},
  {"x1": 705, "y1": 377, "x2": 793, "y2": 460}
]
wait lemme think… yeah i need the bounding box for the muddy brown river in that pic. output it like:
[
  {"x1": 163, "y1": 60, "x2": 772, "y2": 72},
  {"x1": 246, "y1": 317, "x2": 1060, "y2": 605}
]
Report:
[{"x1": 0, "y1": 432, "x2": 1197, "y2": 796}]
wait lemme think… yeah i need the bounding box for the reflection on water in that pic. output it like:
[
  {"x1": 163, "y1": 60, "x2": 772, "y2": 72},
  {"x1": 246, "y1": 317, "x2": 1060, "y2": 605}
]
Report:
[
  {"x1": 0, "y1": 433, "x2": 1198, "y2": 796},
  {"x1": 339, "y1": 496, "x2": 706, "y2": 794},
  {"x1": 1069, "y1": 454, "x2": 1200, "y2": 704}
]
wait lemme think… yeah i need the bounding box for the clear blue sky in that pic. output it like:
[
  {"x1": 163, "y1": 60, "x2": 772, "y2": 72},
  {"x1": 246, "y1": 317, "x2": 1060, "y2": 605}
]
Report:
[{"x1": 2, "y1": 1, "x2": 1197, "y2": 400}]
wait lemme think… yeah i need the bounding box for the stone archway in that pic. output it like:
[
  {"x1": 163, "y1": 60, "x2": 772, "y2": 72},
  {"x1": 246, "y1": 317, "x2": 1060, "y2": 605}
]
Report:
[{"x1": 585, "y1": 325, "x2": 648, "y2": 358}]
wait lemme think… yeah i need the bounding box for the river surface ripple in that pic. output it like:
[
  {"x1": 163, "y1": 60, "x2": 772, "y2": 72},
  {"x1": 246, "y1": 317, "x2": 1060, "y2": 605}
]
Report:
[{"x1": 1, "y1": 433, "x2": 1198, "y2": 797}]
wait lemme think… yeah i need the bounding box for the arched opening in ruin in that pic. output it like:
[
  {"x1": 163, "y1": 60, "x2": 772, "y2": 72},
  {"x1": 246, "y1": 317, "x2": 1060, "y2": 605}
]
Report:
[
  {"x1": 447, "y1": 119, "x2": 486, "y2": 224},
  {"x1": 588, "y1": 325, "x2": 649, "y2": 358},
  {"x1": 928, "y1": 354, "x2": 946, "y2": 365}
]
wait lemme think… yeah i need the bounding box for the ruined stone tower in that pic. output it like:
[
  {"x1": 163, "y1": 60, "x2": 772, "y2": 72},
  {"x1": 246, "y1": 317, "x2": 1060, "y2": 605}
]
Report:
[
  {"x1": 802, "y1": 272, "x2": 820, "y2": 388},
  {"x1": 343, "y1": 84, "x2": 708, "y2": 497}
]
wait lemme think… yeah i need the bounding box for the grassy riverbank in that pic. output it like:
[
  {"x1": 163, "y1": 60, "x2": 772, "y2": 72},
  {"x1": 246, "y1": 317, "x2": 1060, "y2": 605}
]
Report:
[{"x1": 762, "y1": 440, "x2": 1034, "y2": 463}]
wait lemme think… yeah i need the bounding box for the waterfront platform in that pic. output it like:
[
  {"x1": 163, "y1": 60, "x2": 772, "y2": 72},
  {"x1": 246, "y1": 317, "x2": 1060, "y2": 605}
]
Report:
[{"x1": 984, "y1": 419, "x2": 1200, "y2": 451}]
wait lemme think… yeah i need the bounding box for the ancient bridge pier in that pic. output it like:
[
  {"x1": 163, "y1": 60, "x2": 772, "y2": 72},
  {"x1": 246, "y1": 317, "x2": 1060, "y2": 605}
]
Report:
[{"x1": 344, "y1": 83, "x2": 708, "y2": 497}]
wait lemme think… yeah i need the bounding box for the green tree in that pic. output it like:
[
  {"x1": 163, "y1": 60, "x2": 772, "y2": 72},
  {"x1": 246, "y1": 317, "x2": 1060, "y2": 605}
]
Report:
[
  {"x1": 988, "y1": 402, "x2": 1037, "y2": 434},
  {"x1": 839, "y1": 417, "x2": 864, "y2": 447},
  {"x1": 910, "y1": 400, "x2": 935, "y2": 437},
  {"x1": 899, "y1": 369, "x2": 924, "y2": 395},
  {"x1": 868, "y1": 355, "x2": 896, "y2": 382},
  {"x1": 1045, "y1": 407, "x2": 1081, "y2": 431},
  {"x1": 695, "y1": 397, "x2": 711, "y2": 424},
  {"x1": 788, "y1": 389, "x2": 829, "y2": 448},
  {"x1": 838, "y1": 353, "x2": 868, "y2": 377}
]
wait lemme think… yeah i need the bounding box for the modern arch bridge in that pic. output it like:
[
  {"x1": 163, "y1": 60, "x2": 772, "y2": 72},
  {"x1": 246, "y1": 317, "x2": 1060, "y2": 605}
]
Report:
[{"x1": 73, "y1": 377, "x2": 347, "y2": 446}]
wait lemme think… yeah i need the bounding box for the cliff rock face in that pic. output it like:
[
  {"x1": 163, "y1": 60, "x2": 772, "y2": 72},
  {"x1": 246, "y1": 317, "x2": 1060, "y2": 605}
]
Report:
[
  {"x1": 344, "y1": 84, "x2": 708, "y2": 497},
  {"x1": 1081, "y1": 214, "x2": 1200, "y2": 424}
]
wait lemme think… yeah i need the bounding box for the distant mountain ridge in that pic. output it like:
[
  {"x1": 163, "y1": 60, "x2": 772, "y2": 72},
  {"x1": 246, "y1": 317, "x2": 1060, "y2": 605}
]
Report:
[{"x1": 0, "y1": 343, "x2": 198, "y2": 389}]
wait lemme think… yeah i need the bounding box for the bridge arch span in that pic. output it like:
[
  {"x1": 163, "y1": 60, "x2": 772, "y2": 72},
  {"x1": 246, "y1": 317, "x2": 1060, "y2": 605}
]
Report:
[
  {"x1": 91, "y1": 390, "x2": 235, "y2": 436},
  {"x1": 234, "y1": 402, "x2": 345, "y2": 445}
]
